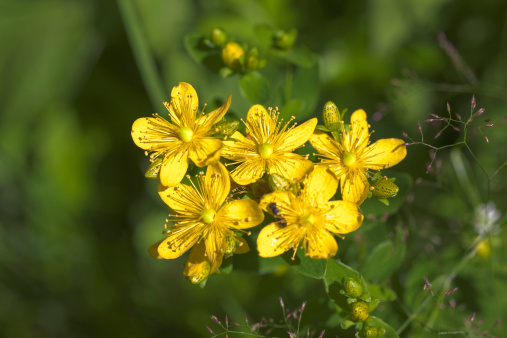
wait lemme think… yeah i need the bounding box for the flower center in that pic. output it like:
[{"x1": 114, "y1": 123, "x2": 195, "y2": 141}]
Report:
[
  {"x1": 299, "y1": 213, "x2": 315, "y2": 227},
  {"x1": 343, "y1": 152, "x2": 356, "y2": 167},
  {"x1": 201, "y1": 209, "x2": 216, "y2": 224},
  {"x1": 178, "y1": 126, "x2": 194, "y2": 143},
  {"x1": 258, "y1": 143, "x2": 274, "y2": 159}
]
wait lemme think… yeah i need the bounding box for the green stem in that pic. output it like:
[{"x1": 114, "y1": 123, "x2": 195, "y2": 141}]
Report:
[{"x1": 117, "y1": 0, "x2": 167, "y2": 114}]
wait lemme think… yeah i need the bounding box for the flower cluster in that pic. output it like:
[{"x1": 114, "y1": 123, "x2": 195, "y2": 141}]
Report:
[{"x1": 131, "y1": 82, "x2": 407, "y2": 284}]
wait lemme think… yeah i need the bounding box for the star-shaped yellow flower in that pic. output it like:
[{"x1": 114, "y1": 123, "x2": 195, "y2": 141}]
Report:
[
  {"x1": 154, "y1": 162, "x2": 264, "y2": 282},
  {"x1": 222, "y1": 105, "x2": 317, "y2": 185},
  {"x1": 310, "y1": 109, "x2": 407, "y2": 205},
  {"x1": 131, "y1": 82, "x2": 231, "y2": 187},
  {"x1": 257, "y1": 165, "x2": 363, "y2": 259}
]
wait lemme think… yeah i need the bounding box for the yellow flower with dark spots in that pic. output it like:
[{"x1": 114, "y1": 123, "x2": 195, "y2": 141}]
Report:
[
  {"x1": 257, "y1": 165, "x2": 363, "y2": 259},
  {"x1": 153, "y1": 162, "x2": 264, "y2": 282},
  {"x1": 131, "y1": 82, "x2": 231, "y2": 187},
  {"x1": 222, "y1": 104, "x2": 317, "y2": 185},
  {"x1": 310, "y1": 109, "x2": 406, "y2": 205}
]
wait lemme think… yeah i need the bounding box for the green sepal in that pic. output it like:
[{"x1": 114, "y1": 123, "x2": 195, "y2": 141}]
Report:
[
  {"x1": 316, "y1": 124, "x2": 330, "y2": 132},
  {"x1": 368, "y1": 299, "x2": 381, "y2": 312},
  {"x1": 377, "y1": 198, "x2": 390, "y2": 206},
  {"x1": 341, "y1": 319, "x2": 356, "y2": 329}
]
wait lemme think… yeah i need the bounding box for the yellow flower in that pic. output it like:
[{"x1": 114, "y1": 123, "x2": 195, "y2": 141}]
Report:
[
  {"x1": 154, "y1": 162, "x2": 264, "y2": 282},
  {"x1": 310, "y1": 109, "x2": 406, "y2": 205},
  {"x1": 222, "y1": 105, "x2": 317, "y2": 185},
  {"x1": 131, "y1": 82, "x2": 231, "y2": 187},
  {"x1": 257, "y1": 165, "x2": 363, "y2": 259}
]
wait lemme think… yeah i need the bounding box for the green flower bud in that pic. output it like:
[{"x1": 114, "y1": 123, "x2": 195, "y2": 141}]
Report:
[
  {"x1": 350, "y1": 301, "x2": 370, "y2": 322},
  {"x1": 211, "y1": 27, "x2": 227, "y2": 46},
  {"x1": 377, "y1": 327, "x2": 386, "y2": 337},
  {"x1": 268, "y1": 173, "x2": 292, "y2": 192},
  {"x1": 362, "y1": 326, "x2": 378, "y2": 338},
  {"x1": 274, "y1": 28, "x2": 298, "y2": 50},
  {"x1": 211, "y1": 120, "x2": 239, "y2": 138},
  {"x1": 145, "y1": 156, "x2": 164, "y2": 179},
  {"x1": 371, "y1": 178, "x2": 399, "y2": 199},
  {"x1": 345, "y1": 278, "x2": 363, "y2": 298},
  {"x1": 224, "y1": 233, "x2": 238, "y2": 258},
  {"x1": 222, "y1": 42, "x2": 245, "y2": 71},
  {"x1": 323, "y1": 101, "x2": 340, "y2": 130},
  {"x1": 245, "y1": 54, "x2": 259, "y2": 71},
  {"x1": 189, "y1": 262, "x2": 211, "y2": 284}
]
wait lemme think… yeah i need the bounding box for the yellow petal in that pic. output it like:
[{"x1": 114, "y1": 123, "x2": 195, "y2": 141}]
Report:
[
  {"x1": 221, "y1": 131, "x2": 256, "y2": 160},
  {"x1": 268, "y1": 153, "x2": 314, "y2": 182},
  {"x1": 302, "y1": 165, "x2": 338, "y2": 206},
  {"x1": 167, "y1": 82, "x2": 199, "y2": 127},
  {"x1": 159, "y1": 152, "x2": 189, "y2": 187},
  {"x1": 350, "y1": 109, "x2": 368, "y2": 130},
  {"x1": 148, "y1": 239, "x2": 164, "y2": 259},
  {"x1": 189, "y1": 137, "x2": 223, "y2": 167},
  {"x1": 234, "y1": 237, "x2": 250, "y2": 254},
  {"x1": 364, "y1": 139, "x2": 407, "y2": 170},
  {"x1": 324, "y1": 200, "x2": 364, "y2": 234},
  {"x1": 131, "y1": 117, "x2": 179, "y2": 151},
  {"x1": 305, "y1": 229, "x2": 338, "y2": 259},
  {"x1": 195, "y1": 94, "x2": 232, "y2": 133},
  {"x1": 276, "y1": 118, "x2": 317, "y2": 152},
  {"x1": 157, "y1": 229, "x2": 199, "y2": 259},
  {"x1": 257, "y1": 223, "x2": 295, "y2": 257},
  {"x1": 158, "y1": 183, "x2": 203, "y2": 215},
  {"x1": 309, "y1": 130, "x2": 341, "y2": 158},
  {"x1": 230, "y1": 159, "x2": 266, "y2": 185},
  {"x1": 340, "y1": 171, "x2": 369, "y2": 205},
  {"x1": 205, "y1": 162, "x2": 230, "y2": 207},
  {"x1": 183, "y1": 241, "x2": 209, "y2": 276},
  {"x1": 217, "y1": 199, "x2": 264, "y2": 229},
  {"x1": 246, "y1": 104, "x2": 271, "y2": 127},
  {"x1": 205, "y1": 230, "x2": 225, "y2": 273}
]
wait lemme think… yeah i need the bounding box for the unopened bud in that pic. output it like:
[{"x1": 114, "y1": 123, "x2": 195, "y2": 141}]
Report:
[
  {"x1": 322, "y1": 101, "x2": 340, "y2": 130},
  {"x1": 245, "y1": 53, "x2": 259, "y2": 71},
  {"x1": 145, "y1": 156, "x2": 164, "y2": 179},
  {"x1": 371, "y1": 179, "x2": 399, "y2": 199},
  {"x1": 344, "y1": 278, "x2": 363, "y2": 298},
  {"x1": 224, "y1": 233, "x2": 238, "y2": 257},
  {"x1": 222, "y1": 42, "x2": 245, "y2": 71},
  {"x1": 471, "y1": 95, "x2": 476, "y2": 110},
  {"x1": 350, "y1": 301, "x2": 370, "y2": 322},
  {"x1": 211, "y1": 27, "x2": 227, "y2": 46},
  {"x1": 363, "y1": 326, "x2": 378, "y2": 338},
  {"x1": 269, "y1": 173, "x2": 292, "y2": 191},
  {"x1": 475, "y1": 108, "x2": 485, "y2": 116},
  {"x1": 189, "y1": 262, "x2": 211, "y2": 284},
  {"x1": 211, "y1": 120, "x2": 239, "y2": 137},
  {"x1": 274, "y1": 28, "x2": 298, "y2": 50}
]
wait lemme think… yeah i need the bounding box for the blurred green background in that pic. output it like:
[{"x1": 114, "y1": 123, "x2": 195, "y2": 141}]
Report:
[{"x1": 1, "y1": 0, "x2": 506, "y2": 337}]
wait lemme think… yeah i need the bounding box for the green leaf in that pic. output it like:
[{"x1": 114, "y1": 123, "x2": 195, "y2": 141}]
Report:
[
  {"x1": 316, "y1": 125, "x2": 330, "y2": 132},
  {"x1": 288, "y1": 60, "x2": 319, "y2": 119},
  {"x1": 271, "y1": 45, "x2": 316, "y2": 68},
  {"x1": 324, "y1": 259, "x2": 365, "y2": 310},
  {"x1": 361, "y1": 229, "x2": 406, "y2": 283},
  {"x1": 283, "y1": 249, "x2": 326, "y2": 279},
  {"x1": 366, "y1": 283, "x2": 397, "y2": 302},
  {"x1": 184, "y1": 33, "x2": 223, "y2": 73},
  {"x1": 368, "y1": 316, "x2": 399, "y2": 338},
  {"x1": 239, "y1": 71, "x2": 270, "y2": 104},
  {"x1": 280, "y1": 99, "x2": 303, "y2": 117}
]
